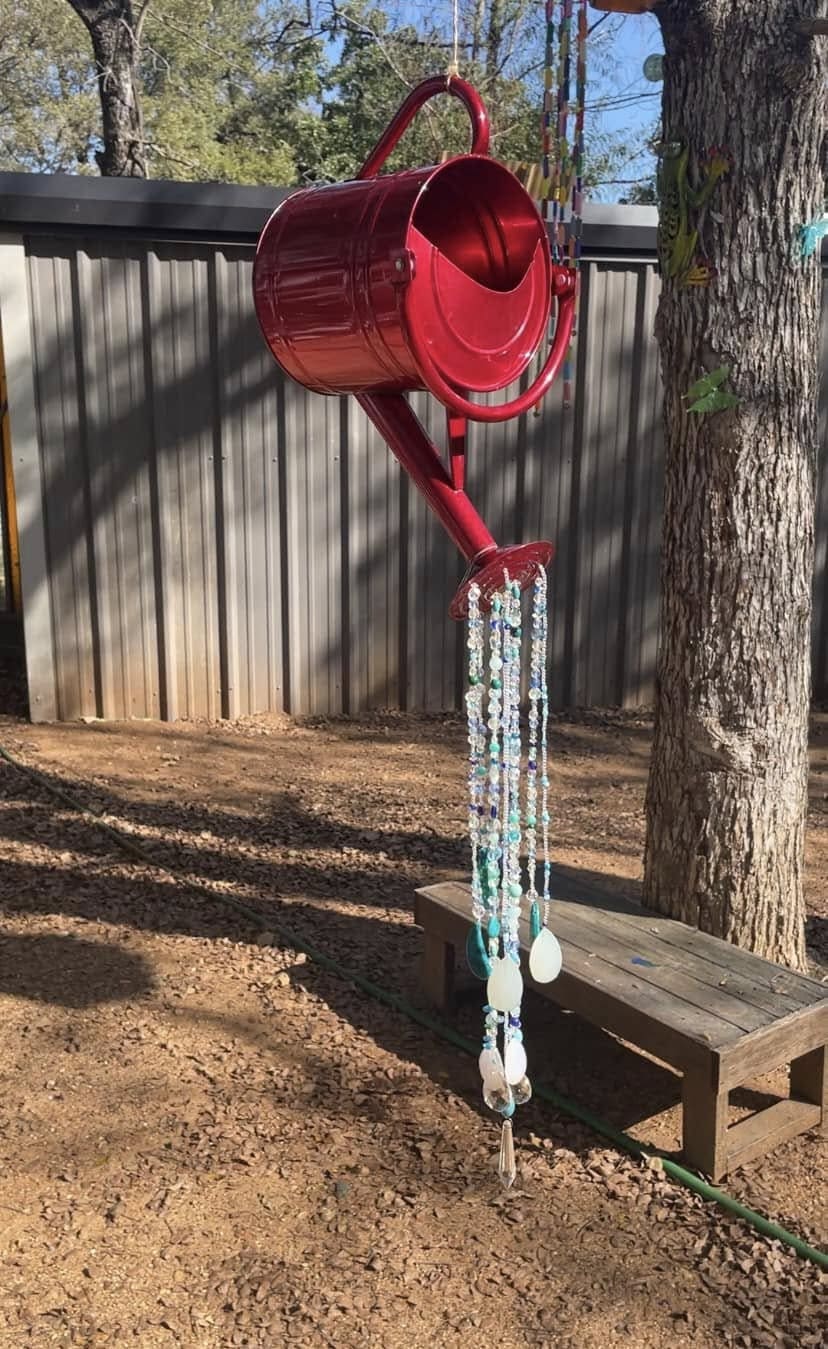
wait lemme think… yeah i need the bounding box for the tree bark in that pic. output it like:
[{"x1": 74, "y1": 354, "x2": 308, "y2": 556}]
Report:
[
  {"x1": 66, "y1": 1, "x2": 147, "y2": 177},
  {"x1": 643, "y1": 0, "x2": 826, "y2": 969}
]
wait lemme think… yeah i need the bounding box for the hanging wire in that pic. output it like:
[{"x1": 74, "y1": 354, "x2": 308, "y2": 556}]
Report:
[
  {"x1": 537, "y1": 1, "x2": 587, "y2": 411},
  {"x1": 448, "y1": 0, "x2": 460, "y2": 76}
]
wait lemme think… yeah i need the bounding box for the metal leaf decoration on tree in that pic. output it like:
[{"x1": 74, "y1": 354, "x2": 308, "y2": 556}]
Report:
[
  {"x1": 687, "y1": 387, "x2": 741, "y2": 414},
  {"x1": 684, "y1": 365, "x2": 740, "y2": 414}
]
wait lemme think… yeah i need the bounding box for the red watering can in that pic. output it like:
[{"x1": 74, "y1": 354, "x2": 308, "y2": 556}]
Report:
[{"x1": 253, "y1": 75, "x2": 576, "y2": 618}]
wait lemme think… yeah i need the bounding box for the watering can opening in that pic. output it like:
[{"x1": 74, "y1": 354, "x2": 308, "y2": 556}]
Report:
[
  {"x1": 405, "y1": 157, "x2": 552, "y2": 396},
  {"x1": 410, "y1": 158, "x2": 545, "y2": 294}
]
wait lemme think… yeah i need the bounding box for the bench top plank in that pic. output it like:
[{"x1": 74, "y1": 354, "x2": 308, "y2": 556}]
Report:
[
  {"x1": 551, "y1": 901, "x2": 778, "y2": 1033},
  {"x1": 416, "y1": 883, "x2": 737, "y2": 1072},
  {"x1": 416, "y1": 876, "x2": 828, "y2": 1074},
  {"x1": 539, "y1": 866, "x2": 824, "y2": 1010}
]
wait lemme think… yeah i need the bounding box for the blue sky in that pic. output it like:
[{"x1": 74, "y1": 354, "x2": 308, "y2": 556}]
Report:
[{"x1": 588, "y1": 12, "x2": 664, "y2": 200}]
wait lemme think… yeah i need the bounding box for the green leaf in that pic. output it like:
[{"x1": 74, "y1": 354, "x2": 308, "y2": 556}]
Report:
[
  {"x1": 687, "y1": 388, "x2": 741, "y2": 414},
  {"x1": 685, "y1": 365, "x2": 731, "y2": 402}
]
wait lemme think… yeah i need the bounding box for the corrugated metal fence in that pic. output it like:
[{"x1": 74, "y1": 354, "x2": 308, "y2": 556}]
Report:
[{"x1": 0, "y1": 184, "x2": 824, "y2": 722}]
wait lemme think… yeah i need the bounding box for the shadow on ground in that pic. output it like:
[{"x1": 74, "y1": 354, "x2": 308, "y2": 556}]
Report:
[{"x1": 0, "y1": 930, "x2": 154, "y2": 1007}]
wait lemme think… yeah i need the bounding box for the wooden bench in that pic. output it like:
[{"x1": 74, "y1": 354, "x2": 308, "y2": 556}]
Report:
[{"x1": 414, "y1": 874, "x2": 828, "y2": 1180}]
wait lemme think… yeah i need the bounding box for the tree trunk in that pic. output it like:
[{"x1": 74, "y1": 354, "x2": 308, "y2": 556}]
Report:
[
  {"x1": 643, "y1": 0, "x2": 826, "y2": 969},
  {"x1": 485, "y1": 0, "x2": 505, "y2": 83},
  {"x1": 66, "y1": 1, "x2": 147, "y2": 177}
]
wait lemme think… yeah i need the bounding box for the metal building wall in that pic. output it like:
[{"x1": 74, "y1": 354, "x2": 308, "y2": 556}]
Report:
[{"x1": 5, "y1": 221, "x2": 827, "y2": 722}]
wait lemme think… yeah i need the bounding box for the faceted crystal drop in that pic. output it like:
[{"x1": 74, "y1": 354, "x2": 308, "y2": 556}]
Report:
[
  {"x1": 486, "y1": 956, "x2": 524, "y2": 1012},
  {"x1": 478, "y1": 1046, "x2": 505, "y2": 1084},
  {"x1": 504, "y1": 1038, "x2": 528, "y2": 1085},
  {"x1": 465, "y1": 922, "x2": 492, "y2": 980},
  {"x1": 498, "y1": 1119, "x2": 517, "y2": 1189},
  {"x1": 512, "y1": 1074, "x2": 532, "y2": 1105},
  {"x1": 528, "y1": 927, "x2": 563, "y2": 984}
]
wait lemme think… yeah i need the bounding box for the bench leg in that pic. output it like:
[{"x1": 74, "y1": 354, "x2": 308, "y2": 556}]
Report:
[
  {"x1": 681, "y1": 1070, "x2": 729, "y2": 1181},
  {"x1": 790, "y1": 1045, "x2": 827, "y2": 1134},
  {"x1": 421, "y1": 931, "x2": 455, "y2": 1012}
]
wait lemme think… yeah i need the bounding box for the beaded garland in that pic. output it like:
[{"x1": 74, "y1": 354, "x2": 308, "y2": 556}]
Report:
[{"x1": 465, "y1": 569, "x2": 563, "y2": 1188}]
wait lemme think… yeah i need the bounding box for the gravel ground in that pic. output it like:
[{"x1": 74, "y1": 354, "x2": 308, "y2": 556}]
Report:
[{"x1": 0, "y1": 706, "x2": 825, "y2": 1348}]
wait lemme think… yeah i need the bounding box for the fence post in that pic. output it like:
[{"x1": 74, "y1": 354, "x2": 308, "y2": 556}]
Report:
[{"x1": 0, "y1": 237, "x2": 58, "y2": 720}]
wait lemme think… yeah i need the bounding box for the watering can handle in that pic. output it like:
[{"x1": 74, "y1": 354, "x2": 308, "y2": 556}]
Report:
[
  {"x1": 356, "y1": 75, "x2": 490, "y2": 180},
  {"x1": 407, "y1": 268, "x2": 578, "y2": 423}
]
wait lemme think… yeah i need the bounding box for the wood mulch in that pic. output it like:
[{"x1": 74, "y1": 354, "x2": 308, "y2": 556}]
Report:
[{"x1": 0, "y1": 705, "x2": 825, "y2": 1347}]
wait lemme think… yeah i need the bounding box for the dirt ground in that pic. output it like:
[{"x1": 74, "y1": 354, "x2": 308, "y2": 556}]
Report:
[{"x1": 0, "y1": 702, "x2": 825, "y2": 1348}]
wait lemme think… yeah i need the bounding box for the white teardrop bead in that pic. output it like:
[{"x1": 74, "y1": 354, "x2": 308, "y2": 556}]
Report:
[
  {"x1": 528, "y1": 927, "x2": 563, "y2": 984},
  {"x1": 504, "y1": 1039, "x2": 527, "y2": 1085},
  {"x1": 486, "y1": 956, "x2": 524, "y2": 1012},
  {"x1": 478, "y1": 1047, "x2": 505, "y2": 1084}
]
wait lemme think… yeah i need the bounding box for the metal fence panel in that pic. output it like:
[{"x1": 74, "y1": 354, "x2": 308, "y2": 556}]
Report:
[
  {"x1": 13, "y1": 226, "x2": 828, "y2": 722},
  {"x1": 214, "y1": 248, "x2": 286, "y2": 719}
]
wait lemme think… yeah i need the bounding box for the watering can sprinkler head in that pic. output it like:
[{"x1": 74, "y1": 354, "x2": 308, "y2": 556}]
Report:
[
  {"x1": 450, "y1": 542, "x2": 556, "y2": 621},
  {"x1": 253, "y1": 75, "x2": 575, "y2": 619}
]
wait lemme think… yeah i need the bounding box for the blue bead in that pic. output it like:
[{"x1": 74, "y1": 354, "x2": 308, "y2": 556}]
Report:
[
  {"x1": 530, "y1": 900, "x2": 542, "y2": 942},
  {"x1": 487, "y1": 915, "x2": 501, "y2": 938},
  {"x1": 500, "y1": 1100, "x2": 516, "y2": 1118},
  {"x1": 466, "y1": 922, "x2": 492, "y2": 980},
  {"x1": 508, "y1": 881, "x2": 522, "y2": 899}
]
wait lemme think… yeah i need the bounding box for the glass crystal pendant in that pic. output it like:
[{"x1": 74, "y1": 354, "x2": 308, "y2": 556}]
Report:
[{"x1": 498, "y1": 1120, "x2": 517, "y2": 1189}]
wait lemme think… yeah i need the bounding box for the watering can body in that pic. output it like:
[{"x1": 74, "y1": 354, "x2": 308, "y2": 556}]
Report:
[
  {"x1": 253, "y1": 76, "x2": 576, "y2": 616},
  {"x1": 254, "y1": 157, "x2": 553, "y2": 402}
]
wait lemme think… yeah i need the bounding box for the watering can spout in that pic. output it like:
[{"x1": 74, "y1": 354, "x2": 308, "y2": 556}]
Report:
[
  {"x1": 450, "y1": 543, "x2": 555, "y2": 621},
  {"x1": 358, "y1": 392, "x2": 554, "y2": 620}
]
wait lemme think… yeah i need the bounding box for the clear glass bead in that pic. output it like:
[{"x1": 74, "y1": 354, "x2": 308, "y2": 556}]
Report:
[
  {"x1": 483, "y1": 1077, "x2": 514, "y2": 1114},
  {"x1": 512, "y1": 1075, "x2": 532, "y2": 1105}
]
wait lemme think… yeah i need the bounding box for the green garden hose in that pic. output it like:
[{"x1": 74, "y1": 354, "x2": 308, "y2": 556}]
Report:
[{"x1": 0, "y1": 742, "x2": 825, "y2": 1271}]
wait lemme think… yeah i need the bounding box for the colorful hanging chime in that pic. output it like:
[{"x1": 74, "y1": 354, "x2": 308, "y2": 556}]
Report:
[
  {"x1": 541, "y1": 0, "x2": 588, "y2": 408},
  {"x1": 465, "y1": 570, "x2": 563, "y2": 1188}
]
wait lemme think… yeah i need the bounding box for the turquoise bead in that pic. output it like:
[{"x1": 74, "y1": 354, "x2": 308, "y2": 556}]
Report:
[
  {"x1": 530, "y1": 900, "x2": 542, "y2": 942},
  {"x1": 466, "y1": 922, "x2": 492, "y2": 980},
  {"x1": 508, "y1": 881, "x2": 522, "y2": 900},
  {"x1": 526, "y1": 814, "x2": 536, "y2": 828},
  {"x1": 491, "y1": 677, "x2": 501, "y2": 690},
  {"x1": 500, "y1": 1099, "x2": 516, "y2": 1118},
  {"x1": 487, "y1": 915, "x2": 501, "y2": 938}
]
